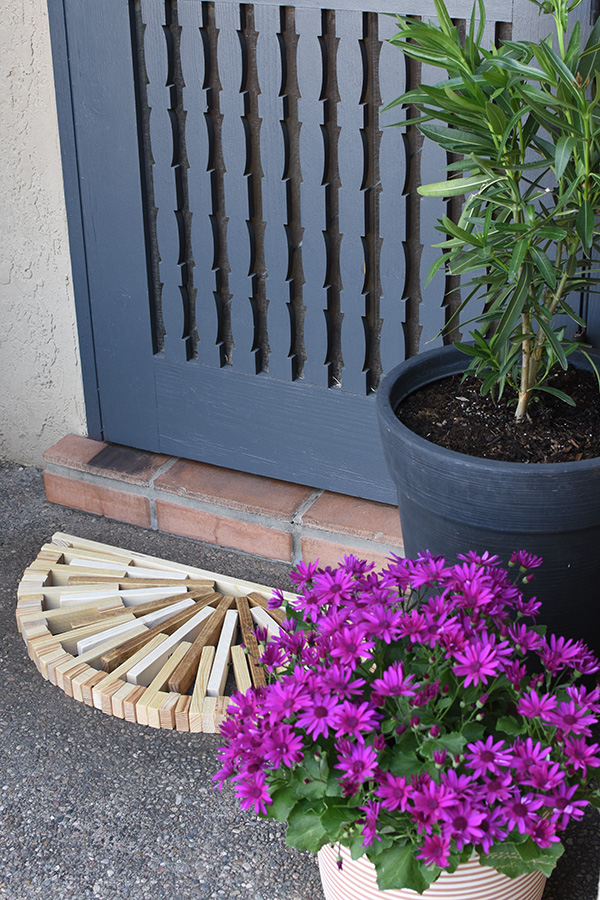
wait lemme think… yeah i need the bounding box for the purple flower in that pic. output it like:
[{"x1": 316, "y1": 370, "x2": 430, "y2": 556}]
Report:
[
  {"x1": 295, "y1": 693, "x2": 339, "y2": 740},
  {"x1": 503, "y1": 792, "x2": 544, "y2": 834},
  {"x1": 529, "y1": 818, "x2": 561, "y2": 848},
  {"x1": 264, "y1": 678, "x2": 307, "y2": 721},
  {"x1": 263, "y1": 724, "x2": 305, "y2": 767},
  {"x1": 336, "y1": 742, "x2": 379, "y2": 790},
  {"x1": 477, "y1": 807, "x2": 508, "y2": 853},
  {"x1": 411, "y1": 779, "x2": 455, "y2": 832},
  {"x1": 375, "y1": 773, "x2": 412, "y2": 811},
  {"x1": 416, "y1": 833, "x2": 451, "y2": 868},
  {"x1": 452, "y1": 637, "x2": 503, "y2": 687},
  {"x1": 563, "y1": 736, "x2": 600, "y2": 777},
  {"x1": 465, "y1": 737, "x2": 512, "y2": 778},
  {"x1": 482, "y1": 773, "x2": 514, "y2": 804},
  {"x1": 359, "y1": 801, "x2": 382, "y2": 846},
  {"x1": 538, "y1": 634, "x2": 583, "y2": 674},
  {"x1": 358, "y1": 604, "x2": 402, "y2": 644},
  {"x1": 233, "y1": 770, "x2": 272, "y2": 815},
  {"x1": 546, "y1": 782, "x2": 588, "y2": 829},
  {"x1": 510, "y1": 550, "x2": 544, "y2": 570},
  {"x1": 330, "y1": 626, "x2": 375, "y2": 665},
  {"x1": 547, "y1": 700, "x2": 597, "y2": 737},
  {"x1": 371, "y1": 661, "x2": 416, "y2": 702},
  {"x1": 288, "y1": 559, "x2": 320, "y2": 588},
  {"x1": 332, "y1": 700, "x2": 381, "y2": 741},
  {"x1": 440, "y1": 802, "x2": 485, "y2": 850},
  {"x1": 312, "y1": 569, "x2": 357, "y2": 605},
  {"x1": 319, "y1": 663, "x2": 366, "y2": 699},
  {"x1": 516, "y1": 689, "x2": 557, "y2": 720},
  {"x1": 511, "y1": 738, "x2": 552, "y2": 778}
]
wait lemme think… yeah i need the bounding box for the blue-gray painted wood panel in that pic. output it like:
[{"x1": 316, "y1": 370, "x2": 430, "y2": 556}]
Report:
[{"x1": 51, "y1": 0, "x2": 580, "y2": 502}]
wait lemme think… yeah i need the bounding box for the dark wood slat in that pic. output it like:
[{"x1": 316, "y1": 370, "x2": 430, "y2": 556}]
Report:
[
  {"x1": 167, "y1": 595, "x2": 235, "y2": 693},
  {"x1": 235, "y1": 595, "x2": 266, "y2": 688}
]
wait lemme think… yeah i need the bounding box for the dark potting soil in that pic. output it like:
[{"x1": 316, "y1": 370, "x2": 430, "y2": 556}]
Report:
[{"x1": 396, "y1": 365, "x2": 600, "y2": 463}]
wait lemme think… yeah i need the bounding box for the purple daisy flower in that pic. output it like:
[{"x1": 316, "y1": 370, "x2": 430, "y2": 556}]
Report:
[
  {"x1": 234, "y1": 770, "x2": 273, "y2": 815},
  {"x1": 465, "y1": 736, "x2": 513, "y2": 778},
  {"x1": 332, "y1": 700, "x2": 381, "y2": 741},
  {"x1": 440, "y1": 802, "x2": 485, "y2": 850},
  {"x1": 416, "y1": 833, "x2": 451, "y2": 868},
  {"x1": 295, "y1": 692, "x2": 339, "y2": 740}
]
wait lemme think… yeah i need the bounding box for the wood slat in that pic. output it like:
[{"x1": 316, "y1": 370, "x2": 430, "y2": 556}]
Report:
[{"x1": 16, "y1": 534, "x2": 295, "y2": 732}]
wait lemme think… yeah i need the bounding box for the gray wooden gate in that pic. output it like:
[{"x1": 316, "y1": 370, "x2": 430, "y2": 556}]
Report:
[{"x1": 48, "y1": 0, "x2": 580, "y2": 502}]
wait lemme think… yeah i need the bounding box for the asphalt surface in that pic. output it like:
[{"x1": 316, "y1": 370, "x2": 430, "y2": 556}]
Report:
[{"x1": 1, "y1": 460, "x2": 599, "y2": 899}]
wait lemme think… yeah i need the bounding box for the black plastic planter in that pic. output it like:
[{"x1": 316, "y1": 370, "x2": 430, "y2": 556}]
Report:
[{"x1": 376, "y1": 345, "x2": 600, "y2": 655}]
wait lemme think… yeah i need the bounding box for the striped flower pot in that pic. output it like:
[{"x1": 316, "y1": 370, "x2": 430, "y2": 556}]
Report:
[{"x1": 317, "y1": 843, "x2": 547, "y2": 900}]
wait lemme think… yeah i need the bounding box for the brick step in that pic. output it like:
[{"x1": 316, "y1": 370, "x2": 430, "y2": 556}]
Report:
[{"x1": 43, "y1": 435, "x2": 404, "y2": 568}]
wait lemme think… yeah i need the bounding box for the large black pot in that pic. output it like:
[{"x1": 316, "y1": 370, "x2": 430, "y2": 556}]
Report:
[{"x1": 376, "y1": 344, "x2": 600, "y2": 655}]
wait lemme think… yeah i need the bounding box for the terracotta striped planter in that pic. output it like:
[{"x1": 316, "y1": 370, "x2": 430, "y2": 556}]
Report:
[{"x1": 317, "y1": 843, "x2": 547, "y2": 900}]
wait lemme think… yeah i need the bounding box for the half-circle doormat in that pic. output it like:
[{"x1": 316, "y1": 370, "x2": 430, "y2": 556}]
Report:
[{"x1": 16, "y1": 533, "x2": 294, "y2": 732}]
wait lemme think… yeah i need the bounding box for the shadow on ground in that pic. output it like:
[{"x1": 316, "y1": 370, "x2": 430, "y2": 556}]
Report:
[{"x1": 0, "y1": 461, "x2": 597, "y2": 899}]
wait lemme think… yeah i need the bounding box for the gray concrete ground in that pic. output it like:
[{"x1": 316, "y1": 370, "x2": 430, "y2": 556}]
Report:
[{"x1": 0, "y1": 460, "x2": 598, "y2": 899}]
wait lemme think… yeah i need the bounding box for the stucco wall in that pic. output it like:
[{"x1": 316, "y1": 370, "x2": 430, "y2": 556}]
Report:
[{"x1": 0, "y1": 0, "x2": 86, "y2": 467}]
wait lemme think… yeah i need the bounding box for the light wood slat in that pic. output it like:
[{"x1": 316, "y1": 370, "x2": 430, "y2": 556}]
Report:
[
  {"x1": 231, "y1": 644, "x2": 253, "y2": 694},
  {"x1": 250, "y1": 606, "x2": 281, "y2": 641},
  {"x1": 206, "y1": 610, "x2": 238, "y2": 698},
  {"x1": 125, "y1": 607, "x2": 215, "y2": 687},
  {"x1": 136, "y1": 640, "x2": 193, "y2": 726},
  {"x1": 189, "y1": 645, "x2": 216, "y2": 733},
  {"x1": 51, "y1": 533, "x2": 297, "y2": 601}
]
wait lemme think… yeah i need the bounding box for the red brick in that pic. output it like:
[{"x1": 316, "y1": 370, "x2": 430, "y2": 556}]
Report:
[
  {"x1": 44, "y1": 472, "x2": 151, "y2": 528},
  {"x1": 300, "y1": 537, "x2": 400, "y2": 572},
  {"x1": 301, "y1": 492, "x2": 403, "y2": 546},
  {"x1": 154, "y1": 459, "x2": 314, "y2": 518},
  {"x1": 155, "y1": 500, "x2": 293, "y2": 562},
  {"x1": 44, "y1": 435, "x2": 170, "y2": 486}
]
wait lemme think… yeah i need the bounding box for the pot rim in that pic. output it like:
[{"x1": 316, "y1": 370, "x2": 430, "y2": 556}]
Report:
[{"x1": 376, "y1": 344, "x2": 600, "y2": 475}]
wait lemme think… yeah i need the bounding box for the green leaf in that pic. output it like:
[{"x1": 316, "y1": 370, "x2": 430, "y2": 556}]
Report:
[
  {"x1": 286, "y1": 802, "x2": 329, "y2": 852},
  {"x1": 481, "y1": 838, "x2": 564, "y2": 879},
  {"x1": 373, "y1": 842, "x2": 436, "y2": 893},
  {"x1": 418, "y1": 122, "x2": 493, "y2": 152},
  {"x1": 418, "y1": 174, "x2": 489, "y2": 198},
  {"x1": 535, "y1": 384, "x2": 576, "y2": 405},
  {"x1": 530, "y1": 246, "x2": 557, "y2": 288},
  {"x1": 535, "y1": 316, "x2": 569, "y2": 370},
  {"x1": 268, "y1": 785, "x2": 300, "y2": 822},
  {"x1": 320, "y1": 803, "x2": 359, "y2": 838},
  {"x1": 580, "y1": 16, "x2": 600, "y2": 81},
  {"x1": 389, "y1": 750, "x2": 427, "y2": 778},
  {"x1": 508, "y1": 240, "x2": 529, "y2": 283},
  {"x1": 576, "y1": 199, "x2": 594, "y2": 252},
  {"x1": 554, "y1": 135, "x2": 576, "y2": 180},
  {"x1": 496, "y1": 715, "x2": 526, "y2": 736},
  {"x1": 494, "y1": 266, "x2": 531, "y2": 349}
]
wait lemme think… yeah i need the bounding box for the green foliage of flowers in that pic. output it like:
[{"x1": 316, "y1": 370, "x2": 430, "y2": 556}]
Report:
[
  {"x1": 388, "y1": 0, "x2": 600, "y2": 421},
  {"x1": 215, "y1": 550, "x2": 600, "y2": 893}
]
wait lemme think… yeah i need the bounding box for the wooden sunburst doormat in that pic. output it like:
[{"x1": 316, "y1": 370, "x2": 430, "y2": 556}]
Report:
[{"x1": 16, "y1": 533, "x2": 293, "y2": 733}]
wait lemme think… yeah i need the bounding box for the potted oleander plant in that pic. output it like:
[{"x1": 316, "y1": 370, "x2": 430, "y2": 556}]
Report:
[
  {"x1": 375, "y1": 0, "x2": 600, "y2": 654},
  {"x1": 215, "y1": 551, "x2": 600, "y2": 897}
]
